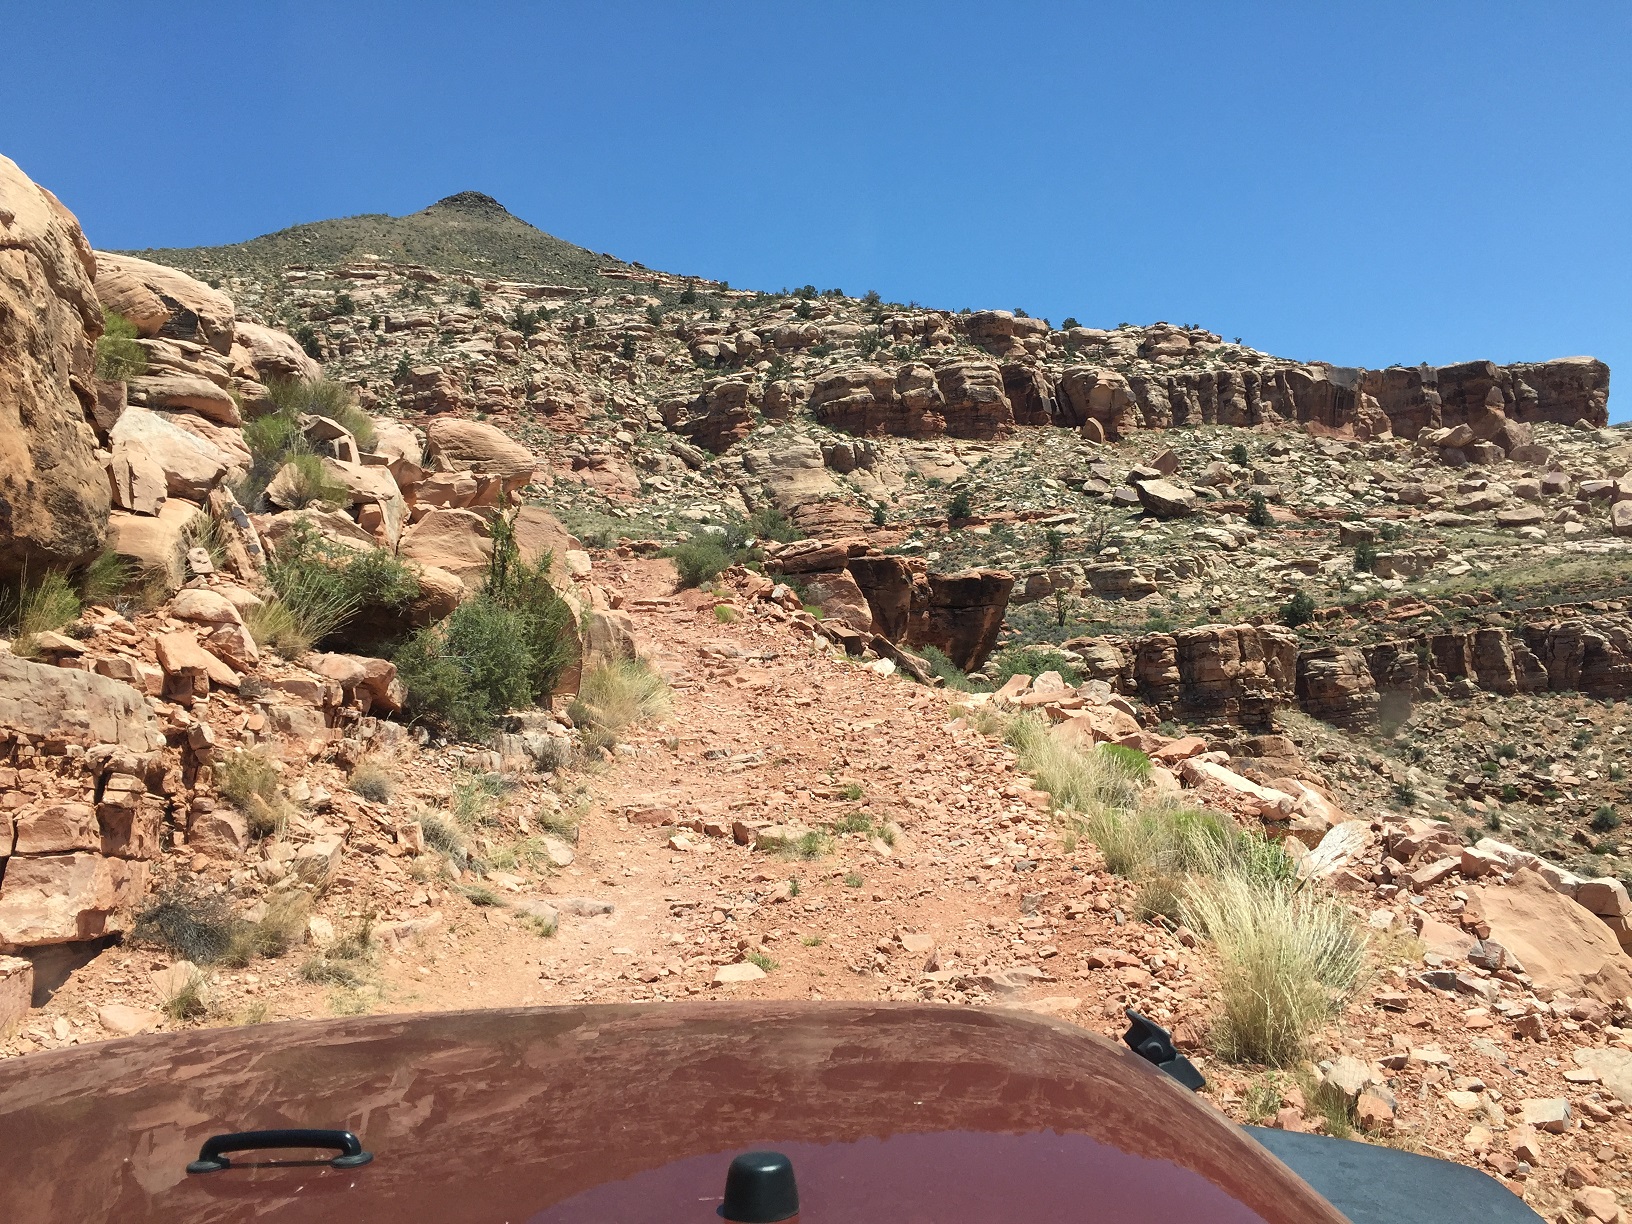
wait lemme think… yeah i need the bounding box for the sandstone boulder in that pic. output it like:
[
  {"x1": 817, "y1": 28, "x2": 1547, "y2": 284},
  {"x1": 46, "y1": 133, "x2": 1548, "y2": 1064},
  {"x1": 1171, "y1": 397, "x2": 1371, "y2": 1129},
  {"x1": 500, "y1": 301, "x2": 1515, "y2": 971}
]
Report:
[
  {"x1": 424, "y1": 418, "x2": 536, "y2": 486},
  {"x1": 230, "y1": 320, "x2": 320, "y2": 384},
  {"x1": 512, "y1": 505, "x2": 581, "y2": 584},
  {"x1": 129, "y1": 373, "x2": 241, "y2": 425},
  {"x1": 110, "y1": 406, "x2": 230, "y2": 502},
  {"x1": 1135, "y1": 479, "x2": 1197, "y2": 518},
  {"x1": 107, "y1": 498, "x2": 207, "y2": 594},
  {"x1": 0, "y1": 853, "x2": 147, "y2": 950},
  {"x1": 92, "y1": 251, "x2": 235, "y2": 354},
  {"x1": 399, "y1": 508, "x2": 493, "y2": 588},
  {"x1": 904, "y1": 569, "x2": 1014, "y2": 672},
  {"x1": 799, "y1": 570, "x2": 874, "y2": 634},
  {"x1": 0, "y1": 154, "x2": 111, "y2": 580},
  {"x1": 1477, "y1": 867, "x2": 1632, "y2": 1004},
  {"x1": 0, "y1": 652, "x2": 164, "y2": 751}
]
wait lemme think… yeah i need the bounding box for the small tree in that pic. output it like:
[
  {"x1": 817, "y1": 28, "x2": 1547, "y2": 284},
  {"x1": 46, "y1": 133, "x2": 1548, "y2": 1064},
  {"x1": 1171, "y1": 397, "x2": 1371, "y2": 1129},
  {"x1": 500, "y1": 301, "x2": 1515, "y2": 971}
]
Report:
[
  {"x1": 1044, "y1": 527, "x2": 1066, "y2": 564},
  {"x1": 1051, "y1": 588, "x2": 1076, "y2": 629},
  {"x1": 1246, "y1": 491, "x2": 1273, "y2": 528},
  {"x1": 947, "y1": 488, "x2": 973, "y2": 522},
  {"x1": 1280, "y1": 590, "x2": 1316, "y2": 627},
  {"x1": 1353, "y1": 540, "x2": 1378, "y2": 573},
  {"x1": 679, "y1": 282, "x2": 697, "y2": 305},
  {"x1": 465, "y1": 287, "x2": 482, "y2": 308},
  {"x1": 1061, "y1": 316, "x2": 1079, "y2": 330},
  {"x1": 619, "y1": 336, "x2": 637, "y2": 361},
  {"x1": 1230, "y1": 442, "x2": 1251, "y2": 467}
]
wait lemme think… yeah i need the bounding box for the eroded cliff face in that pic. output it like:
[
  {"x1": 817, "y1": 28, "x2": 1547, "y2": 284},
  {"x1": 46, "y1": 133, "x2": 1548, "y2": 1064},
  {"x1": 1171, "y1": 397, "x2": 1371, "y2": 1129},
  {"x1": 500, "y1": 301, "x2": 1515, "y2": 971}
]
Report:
[
  {"x1": 0, "y1": 155, "x2": 112, "y2": 580},
  {"x1": 1063, "y1": 615, "x2": 1632, "y2": 733}
]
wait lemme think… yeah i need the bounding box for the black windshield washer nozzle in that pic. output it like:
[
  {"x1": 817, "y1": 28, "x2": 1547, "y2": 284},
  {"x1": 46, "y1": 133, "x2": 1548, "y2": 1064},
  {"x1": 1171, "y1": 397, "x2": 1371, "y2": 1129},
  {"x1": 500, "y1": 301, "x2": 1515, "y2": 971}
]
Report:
[
  {"x1": 1123, "y1": 1008, "x2": 1207, "y2": 1092},
  {"x1": 720, "y1": 1149, "x2": 799, "y2": 1222}
]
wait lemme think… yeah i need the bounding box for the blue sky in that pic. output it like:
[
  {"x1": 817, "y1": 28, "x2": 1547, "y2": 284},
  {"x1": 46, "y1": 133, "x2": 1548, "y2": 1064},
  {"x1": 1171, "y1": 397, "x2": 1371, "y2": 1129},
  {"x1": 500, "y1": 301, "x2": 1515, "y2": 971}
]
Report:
[{"x1": 4, "y1": 2, "x2": 1627, "y2": 418}]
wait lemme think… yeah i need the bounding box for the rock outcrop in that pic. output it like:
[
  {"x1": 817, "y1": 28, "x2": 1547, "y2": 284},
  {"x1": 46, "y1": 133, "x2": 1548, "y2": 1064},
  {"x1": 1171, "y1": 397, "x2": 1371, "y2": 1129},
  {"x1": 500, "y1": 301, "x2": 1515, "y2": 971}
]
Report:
[
  {"x1": 92, "y1": 251, "x2": 237, "y2": 355},
  {"x1": 1066, "y1": 613, "x2": 1632, "y2": 735},
  {"x1": 0, "y1": 154, "x2": 112, "y2": 580},
  {"x1": 1360, "y1": 357, "x2": 1610, "y2": 437},
  {"x1": 0, "y1": 656, "x2": 167, "y2": 950}
]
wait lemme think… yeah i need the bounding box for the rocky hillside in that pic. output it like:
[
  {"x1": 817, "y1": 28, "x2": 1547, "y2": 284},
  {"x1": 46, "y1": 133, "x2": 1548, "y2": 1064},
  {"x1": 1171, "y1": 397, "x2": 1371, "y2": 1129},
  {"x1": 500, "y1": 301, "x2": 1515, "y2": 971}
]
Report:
[{"x1": 2, "y1": 157, "x2": 1632, "y2": 1219}]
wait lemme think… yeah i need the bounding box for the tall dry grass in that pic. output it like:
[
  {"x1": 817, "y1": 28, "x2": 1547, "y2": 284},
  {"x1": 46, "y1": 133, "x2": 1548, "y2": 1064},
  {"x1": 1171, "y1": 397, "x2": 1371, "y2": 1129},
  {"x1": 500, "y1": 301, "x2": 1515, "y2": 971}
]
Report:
[{"x1": 990, "y1": 709, "x2": 1365, "y2": 1067}]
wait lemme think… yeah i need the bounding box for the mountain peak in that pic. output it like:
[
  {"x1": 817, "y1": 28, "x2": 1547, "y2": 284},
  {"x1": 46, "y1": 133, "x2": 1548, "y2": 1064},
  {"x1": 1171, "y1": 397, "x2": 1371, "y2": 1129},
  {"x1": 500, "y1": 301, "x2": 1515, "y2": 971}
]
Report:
[{"x1": 425, "y1": 191, "x2": 510, "y2": 217}]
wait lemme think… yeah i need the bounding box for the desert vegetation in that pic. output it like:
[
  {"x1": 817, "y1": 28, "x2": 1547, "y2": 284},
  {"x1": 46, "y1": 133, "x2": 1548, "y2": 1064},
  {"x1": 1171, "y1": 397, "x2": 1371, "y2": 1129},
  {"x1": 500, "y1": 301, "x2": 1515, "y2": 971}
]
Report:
[{"x1": 995, "y1": 711, "x2": 1366, "y2": 1066}]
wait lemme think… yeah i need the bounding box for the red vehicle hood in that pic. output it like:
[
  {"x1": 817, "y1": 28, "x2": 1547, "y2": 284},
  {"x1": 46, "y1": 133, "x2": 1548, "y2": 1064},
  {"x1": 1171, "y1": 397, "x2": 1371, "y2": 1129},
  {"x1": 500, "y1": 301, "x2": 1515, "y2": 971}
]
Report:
[{"x1": 0, "y1": 1001, "x2": 1348, "y2": 1223}]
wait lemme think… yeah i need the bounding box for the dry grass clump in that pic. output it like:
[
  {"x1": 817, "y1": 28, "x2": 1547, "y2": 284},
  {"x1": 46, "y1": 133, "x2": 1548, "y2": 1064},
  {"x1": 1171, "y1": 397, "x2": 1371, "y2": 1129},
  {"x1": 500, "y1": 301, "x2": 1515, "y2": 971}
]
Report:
[
  {"x1": 988, "y1": 709, "x2": 1364, "y2": 1068},
  {"x1": 213, "y1": 748, "x2": 294, "y2": 839},
  {"x1": 300, "y1": 915, "x2": 374, "y2": 987},
  {"x1": 1182, "y1": 872, "x2": 1366, "y2": 1066},
  {"x1": 569, "y1": 656, "x2": 672, "y2": 752},
  {"x1": 0, "y1": 570, "x2": 82, "y2": 656},
  {"x1": 133, "y1": 886, "x2": 309, "y2": 970},
  {"x1": 1004, "y1": 714, "x2": 1149, "y2": 812},
  {"x1": 348, "y1": 758, "x2": 394, "y2": 803}
]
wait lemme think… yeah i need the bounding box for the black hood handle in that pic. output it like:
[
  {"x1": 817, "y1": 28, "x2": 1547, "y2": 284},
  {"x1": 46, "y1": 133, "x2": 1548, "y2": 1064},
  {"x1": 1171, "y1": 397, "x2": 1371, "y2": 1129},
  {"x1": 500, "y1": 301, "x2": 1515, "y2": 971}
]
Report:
[{"x1": 186, "y1": 1129, "x2": 373, "y2": 1173}]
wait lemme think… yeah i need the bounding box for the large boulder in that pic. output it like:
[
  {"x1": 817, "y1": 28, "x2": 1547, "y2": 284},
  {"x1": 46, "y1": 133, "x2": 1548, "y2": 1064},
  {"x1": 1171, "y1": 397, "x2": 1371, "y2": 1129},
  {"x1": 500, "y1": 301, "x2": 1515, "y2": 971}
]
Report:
[
  {"x1": 0, "y1": 653, "x2": 164, "y2": 752},
  {"x1": 0, "y1": 853, "x2": 148, "y2": 950},
  {"x1": 107, "y1": 497, "x2": 206, "y2": 594},
  {"x1": 230, "y1": 320, "x2": 319, "y2": 385},
  {"x1": 904, "y1": 568, "x2": 1014, "y2": 672},
  {"x1": 1477, "y1": 867, "x2": 1632, "y2": 1004},
  {"x1": 512, "y1": 505, "x2": 581, "y2": 584},
  {"x1": 109, "y1": 405, "x2": 231, "y2": 504},
  {"x1": 0, "y1": 154, "x2": 111, "y2": 581},
  {"x1": 933, "y1": 359, "x2": 1014, "y2": 440},
  {"x1": 424, "y1": 418, "x2": 536, "y2": 487},
  {"x1": 668, "y1": 380, "x2": 756, "y2": 454},
  {"x1": 399, "y1": 507, "x2": 493, "y2": 589},
  {"x1": 318, "y1": 459, "x2": 406, "y2": 548},
  {"x1": 1135, "y1": 479, "x2": 1197, "y2": 518},
  {"x1": 92, "y1": 251, "x2": 235, "y2": 355},
  {"x1": 800, "y1": 570, "x2": 874, "y2": 634},
  {"x1": 128, "y1": 373, "x2": 241, "y2": 426}
]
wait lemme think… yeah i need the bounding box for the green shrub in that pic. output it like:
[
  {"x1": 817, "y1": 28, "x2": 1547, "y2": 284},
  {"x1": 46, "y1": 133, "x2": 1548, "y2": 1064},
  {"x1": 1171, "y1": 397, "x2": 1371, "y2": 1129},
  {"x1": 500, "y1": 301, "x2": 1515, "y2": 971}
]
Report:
[
  {"x1": 1353, "y1": 540, "x2": 1378, "y2": 573},
  {"x1": 667, "y1": 537, "x2": 734, "y2": 588},
  {"x1": 1229, "y1": 442, "x2": 1251, "y2": 467},
  {"x1": 947, "y1": 488, "x2": 973, "y2": 521},
  {"x1": 395, "y1": 517, "x2": 579, "y2": 738},
  {"x1": 1246, "y1": 491, "x2": 1273, "y2": 528},
  {"x1": 748, "y1": 506, "x2": 800, "y2": 543},
  {"x1": 1280, "y1": 590, "x2": 1316, "y2": 627},
  {"x1": 77, "y1": 549, "x2": 132, "y2": 606},
  {"x1": 275, "y1": 453, "x2": 350, "y2": 510},
  {"x1": 918, "y1": 645, "x2": 973, "y2": 691},
  {"x1": 252, "y1": 523, "x2": 419, "y2": 658},
  {"x1": 1592, "y1": 804, "x2": 1621, "y2": 832},
  {"x1": 239, "y1": 377, "x2": 366, "y2": 505},
  {"x1": 95, "y1": 310, "x2": 147, "y2": 380},
  {"x1": 396, "y1": 597, "x2": 535, "y2": 737},
  {"x1": 988, "y1": 645, "x2": 1082, "y2": 688}
]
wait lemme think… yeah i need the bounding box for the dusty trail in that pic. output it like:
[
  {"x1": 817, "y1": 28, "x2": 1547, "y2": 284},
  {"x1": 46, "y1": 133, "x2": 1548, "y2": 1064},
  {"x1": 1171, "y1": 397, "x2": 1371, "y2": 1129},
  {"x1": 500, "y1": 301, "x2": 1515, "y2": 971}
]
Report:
[{"x1": 364, "y1": 556, "x2": 1181, "y2": 1038}]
